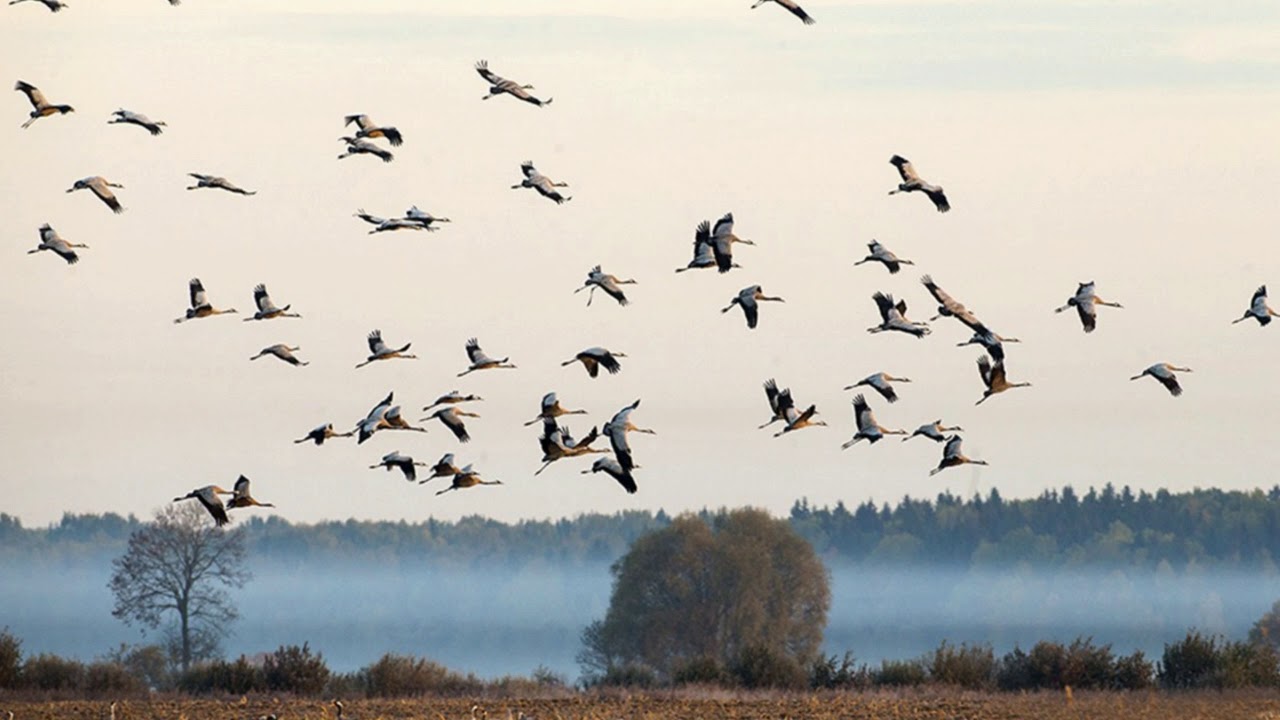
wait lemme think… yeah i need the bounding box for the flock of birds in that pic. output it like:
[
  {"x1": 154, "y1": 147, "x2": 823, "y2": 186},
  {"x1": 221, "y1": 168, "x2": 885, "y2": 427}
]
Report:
[{"x1": 11, "y1": 0, "x2": 1280, "y2": 531}]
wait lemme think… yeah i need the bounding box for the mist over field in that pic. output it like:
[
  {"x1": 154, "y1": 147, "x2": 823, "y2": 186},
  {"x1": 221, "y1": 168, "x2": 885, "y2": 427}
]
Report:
[{"x1": 6, "y1": 555, "x2": 1276, "y2": 678}]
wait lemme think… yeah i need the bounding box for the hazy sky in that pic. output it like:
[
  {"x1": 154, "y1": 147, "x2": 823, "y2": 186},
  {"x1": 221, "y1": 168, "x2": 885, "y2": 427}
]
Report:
[{"x1": 3, "y1": 1, "x2": 1280, "y2": 528}]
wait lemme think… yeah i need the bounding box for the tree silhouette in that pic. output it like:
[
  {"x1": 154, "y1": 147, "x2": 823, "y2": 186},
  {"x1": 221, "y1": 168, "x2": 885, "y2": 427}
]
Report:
[{"x1": 108, "y1": 503, "x2": 251, "y2": 671}]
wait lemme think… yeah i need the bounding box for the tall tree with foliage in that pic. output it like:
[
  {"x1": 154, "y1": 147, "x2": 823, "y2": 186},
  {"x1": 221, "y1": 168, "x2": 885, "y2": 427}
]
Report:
[
  {"x1": 108, "y1": 503, "x2": 251, "y2": 671},
  {"x1": 579, "y1": 508, "x2": 829, "y2": 680}
]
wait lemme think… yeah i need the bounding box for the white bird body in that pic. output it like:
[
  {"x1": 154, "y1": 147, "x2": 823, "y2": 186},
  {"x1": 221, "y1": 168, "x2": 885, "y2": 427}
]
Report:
[
  {"x1": 868, "y1": 292, "x2": 930, "y2": 338},
  {"x1": 929, "y1": 435, "x2": 988, "y2": 476},
  {"x1": 172, "y1": 485, "x2": 233, "y2": 526},
  {"x1": 512, "y1": 162, "x2": 570, "y2": 204},
  {"x1": 576, "y1": 265, "x2": 635, "y2": 306},
  {"x1": 1234, "y1": 285, "x2": 1278, "y2": 326},
  {"x1": 562, "y1": 347, "x2": 625, "y2": 378},
  {"x1": 27, "y1": 223, "x2": 87, "y2": 264},
  {"x1": 109, "y1": 108, "x2": 166, "y2": 135},
  {"x1": 841, "y1": 394, "x2": 907, "y2": 449},
  {"x1": 905, "y1": 420, "x2": 964, "y2": 443},
  {"x1": 250, "y1": 343, "x2": 308, "y2": 366},
  {"x1": 15, "y1": 80, "x2": 73, "y2": 128},
  {"x1": 174, "y1": 278, "x2": 238, "y2": 323},
  {"x1": 854, "y1": 240, "x2": 913, "y2": 274},
  {"x1": 603, "y1": 399, "x2": 654, "y2": 472},
  {"x1": 245, "y1": 284, "x2": 300, "y2": 321},
  {"x1": 355, "y1": 329, "x2": 416, "y2": 368},
  {"x1": 355, "y1": 392, "x2": 395, "y2": 444},
  {"x1": 457, "y1": 337, "x2": 516, "y2": 376},
  {"x1": 343, "y1": 114, "x2": 403, "y2": 146},
  {"x1": 66, "y1": 176, "x2": 124, "y2": 214},
  {"x1": 187, "y1": 173, "x2": 255, "y2": 195},
  {"x1": 844, "y1": 372, "x2": 911, "y2": 403},
  {"x1": 1055, "y1": 281, "x2": 1122, "y2": 333},
  {"x1": 294, "y1": 422, "x2": 353, "y2": 445},
  {"x1": 475, "y1": 60, "x2": 552, "y2": 106},
  {"x1": 706, "y1": 213, "x2": 755, "y2": 274},
  {"x1": 722, "y1": 285, "x2": 785, "y2": 330},
  {"x1": 1130, "y1": 363, "x2": 1191, "y2": 397},
  {"x1": 889, "y1": 154, "x2": 950, "y2": 212}
]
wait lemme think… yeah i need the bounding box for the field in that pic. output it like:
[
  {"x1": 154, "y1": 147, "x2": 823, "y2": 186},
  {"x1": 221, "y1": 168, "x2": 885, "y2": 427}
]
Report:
[{"x1": 6, "y1": 690, "x2": 1280, "y2": 720}]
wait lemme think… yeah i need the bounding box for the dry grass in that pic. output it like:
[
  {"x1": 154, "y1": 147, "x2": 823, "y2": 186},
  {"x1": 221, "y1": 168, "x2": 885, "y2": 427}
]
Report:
[{"x1": 4, "y1": 689, "x2": 1280, "y2": 720}]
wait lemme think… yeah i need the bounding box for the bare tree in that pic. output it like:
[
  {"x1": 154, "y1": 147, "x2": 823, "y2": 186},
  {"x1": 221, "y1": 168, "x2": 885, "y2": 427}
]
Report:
[{"x1": 108, "y1": 503, "x2": 251, "y2": 671}]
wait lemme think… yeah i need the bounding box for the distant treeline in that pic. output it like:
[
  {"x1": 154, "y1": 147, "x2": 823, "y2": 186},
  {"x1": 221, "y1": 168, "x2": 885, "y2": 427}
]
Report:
[{"x1": 4, "y1": 484, "x2": 1279, "y2": 571}]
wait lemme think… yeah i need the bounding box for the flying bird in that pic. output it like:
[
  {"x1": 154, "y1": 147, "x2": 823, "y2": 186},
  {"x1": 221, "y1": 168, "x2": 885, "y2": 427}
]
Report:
[
  {"x1": 888, "y1": 155, "x2": 950, "y2": 213},
  {"x1": 172, "y1": 486, "x2": 233, "y2": 527},
  {"x1": 9, "y1": 0, "x2": 68, "y2": 12},
  {"x1": 404, "y1": 205, "x2": 451, "y2": 230},
  {"x1": 582, "y1": 456, "x2": 638, "y2": 494},
  {"x1": 774, "y1": 402, "x2": 826, "y2": 438},
  {"x1": 370, "y1": 451, "x2": 428, "y2": 482},
  {"x1": 844, "y1": 372, "x2": 911, "y2": 403},
  {"x1": 722, "y1": 285, "x2": 785, "y2": 329},
  {"x1": 343, "y1": 114, "x2": 403, "y2": 146},
  {"x1": 512, "y1": 162, "x2": 571, "y2": 204},
  {"x1": 749, "y1": 0, "x2": 814, "y2": 25},
  {"x1": 382, "y1": 406, "x2": 429, "y2": 435},
  {"x1": 66, "y1": 176, "x2": 124, "y2": 214},
  {"x1": 249, "y1": 344, "x2": 308, "y2": 366},
  {"x1": 523, "y1": 392, "x2": 587, "y2": 426},
  {"x1": 354, "y1": 392, "x2": 395, "y2": 444},
  {"x1": 676, "y1": 220, "x2": 738, "y2": 273},
  {"x1": 904, "y1": 420, "x2": 964, "y2": 443},
  {"x1": 868, "y1": 292, "x2": 930, "y2": 338},
  {"x1": 854, "y1": 240, "x2": 913, "y2": 274},
  {"x1": 27, "y1": 224, "x2": 86, "y2": 264},
  {"x1": 929, "y1": 435, "x2": 988, "y2": 476},
  {"x1": 174, "y1": 278, "x2": 237, "y2": 323},
  {"x1": 457, "y1": 337, "x2": 516, "y2": 376},
  {"x1": 225, "y1": 475, "x2": 275, "y2": 510},
  {"x1": 956, "y1": 329, "x2": 1021, "y2": 363},
  {"x1": 562, "y1": 347, "x2": 625, "y2": 378},
  {"x1": 1055, "y1": 281, "x2": 1123, "y2": 333},
  {"x1": 537, "y1": 421, "x2": 608, "y2": 475},
  {"x1": 423, "y1": 391, "x2": 483, "y2": 412},
  {"x1": 338, "y1": 136, "x2": 394, "y2": 163},
  {"x1": 1233, "y1": 286, "x2": 1278, "y2": 326},
  {"x1": 187, "y1": 173, "x2": 256, "y2": 195},
  {"x1": 419, "y1": 453, "x2": 462, "y2": 484},
  {"x1": 424, "y1": 406, "x2": 480, "y2": 443},
  {"x1": 603, "y1": 399, "x2": 655, "y2": 472},
  {"x1": 355, "y1": 330, "x2": 416, "y2": 369},
  {"x1": 1130, "y1": 363, "x2": 1191, "y2": 397},
  {"x1": 706, "y1": 213, "x2": 755, "y2": 274},
  {"x1": 576, "y1": 265, "x2": 636, "y2": 306},
  {"x1": 14, "y1": 81, "x2": 73, "y2": 128},
  {"x1": 759, "y1": 379, "x2": 795, "y2": 430},
  {"x1": 109, "y1": 109, "x2": 165, "y2": 135},
  {"x1": 435, "y1": 464, "x2": 503, "y2": 496},
  {"x1": 353, "y1": 209, "x2": 425, "y2": 234},
  {"x1": 841, "y1": 394, "x2": 907, "y2": 448},
  {"x1": 244, "y1": 284, "x2": 300, "y2": 321},
  {"x1": 976, "y1": 355, "x2": 1031, "y2": 405},
  {"x1": 920, "y1": 275, "x2": 985, "y2": 330},
  {"x1": 475, "y1": 60, "x2": 552, "y2": 106},
  {"x1": 293, "y1": 423, "x2": 354, "y2": 445}
]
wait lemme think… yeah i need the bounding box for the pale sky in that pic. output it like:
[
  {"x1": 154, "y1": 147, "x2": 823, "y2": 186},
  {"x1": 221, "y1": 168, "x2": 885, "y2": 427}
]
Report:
[{"x1": 3, "y1": 1, "x2": 1280, "y2": 528}]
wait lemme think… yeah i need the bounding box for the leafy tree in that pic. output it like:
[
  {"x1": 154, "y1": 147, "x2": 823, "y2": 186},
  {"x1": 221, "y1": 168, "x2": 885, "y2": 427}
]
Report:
[
  {"x1": 0, "y1": 627, "x2": 21, "y2": 688},
  {"x1": 1249, "y1": 599, "x2": 1280, "y2": 652},
  {"x1": 108, "y1": 503, "x2": 251, "y2": 671},
  {"x1": 579, "y1": 508, "x2": 830, "y2": 680}
]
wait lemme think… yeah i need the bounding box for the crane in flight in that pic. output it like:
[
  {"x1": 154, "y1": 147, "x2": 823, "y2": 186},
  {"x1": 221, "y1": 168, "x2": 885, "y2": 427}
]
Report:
[
  {"x1": 457, "y1": 338, "x2": 516, "y2": 376},
  {"x1": 66, "y1": 176, "x2": 124, "y2": 214},
  {"x1": 840, "y1": 394, "x2": 907, "y2": 448},
  {"x1": 976, "y1": 356, "x2": 1031, "y2": 405},
  {"x1": 249, "y1": 344, "x2": 308, "y2": 366},
  {"x1": 868, "y1": 292, "x2": 930, "y2": 338},
  {"x1": 582, "y1": 456, "x2": 638, "y2": 494},
  {"x1": 293, "y1": 423, "x2": 354, "y2": 445},
  {"x1": 749, "y1": 0, "x2": 815, "y2": 25},
  {"x1": 355, "y1": 330, "x2": 416, "y2": 369},
  {"x1": 475, "y1": 60, "x2": 552, "y2": 106},
  {"x1": 370, "y1": 452, "x2": 429, "y2": 482},
  {"x1": 187, "y1": 173, "x2": 256, "y2": 195},
  {"x1": 1055, "y1": 281, "x2": 1122, "y2": 333},
  {"x1": 14, "y1": 81, "x2": 73, "y2": 128},
  {"x1": 172, "y1": 486, "x2": 233, "y2": 527},
  {"x1": 562, "y1": 347, "x2": 626, "y2": 378},
  {"x1": 888, "y1": 155, "x2": 950, "y2": 213},
  {"x1": 244, "y1": 284, "x2": 300, "y2": 321},
  {"x1": 1130, "y1": 363, "x2": 1192, "y2": 397},
  {"x1": 512, "y1": 162, "x2": 571, "y2": 204},
  {"x1": 174, "y1": 278, "x2": 237, "y2": 323},
  {"x1": 343, "y1": 114, "x2": 403, "y2": 146},
  {"x1": 929, "y1": 436, "x2": 988, "y2": 476},
  {"x1": 435, "y1": 464, "x2": 503, "y2": 495},
  {"x1": 854, "y1": 240, "x2": 914, "y2": 275},
  {"x1": 575, "y1": 265, "x2": 636, "y2": 306},
  {"x1": 109, "y1": 109, "x2": 166, "y2": 135},
  {"x1": 722, "y1": 285, "x2": 785, "y2": 329},
  {"x1": 226, "y1": 475, "x2": 275, "y2": 510},
  {"x1": 1233, "y1": 286, "x2": 1278, "y2": 327},
  {"x1": 27, "y1": 224, "x2": 87, "y2": 264},
  {"x1": 844, "y1": 372, "x2": 911, "y2": 403}
]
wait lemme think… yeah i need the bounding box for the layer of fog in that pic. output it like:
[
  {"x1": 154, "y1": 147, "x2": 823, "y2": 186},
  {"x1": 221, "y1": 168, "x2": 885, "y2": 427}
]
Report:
[{"x1": 5, "y1": 560, "x2": 1277, "y2": 678}]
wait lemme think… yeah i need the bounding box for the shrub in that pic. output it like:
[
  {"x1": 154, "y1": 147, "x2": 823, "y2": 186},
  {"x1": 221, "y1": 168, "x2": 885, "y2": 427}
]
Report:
[
  {"x1": 1159, "y1": 631, "x2": 1220, "y2": 689},
  {"x1": 590, "y1": 663, "x2": 657, "y2": 689},
  {"x1": 672, "y1": 656, "x2": 729, "y2": 686},
  {"x1": 1026, "y1": 641, "x2": 1067, "y2": 688},
  {"x1": 875, "y1": 659, "x2": 927, "y2": 687},
  {"x1": 531, "y1": 664, "x2": 568, "y2": 689},
  {"x1": 928, "y1": 641, "x2": 994, "y2": 689},
  {"x1": 1061, "y1": 637, "x2": 1115, "y2": 689},
  {"x1": 730, "y1": 643, "x2": 807, "y2": 689},
  {"x1": 361, "y1": 653, "x2": 482, "y2": 697},
  {"x1": 263, "y1": 642, "x2": 330, "y2": 695},
  {"x1": 809, "y1": 652, "x2": 864, "y2": 690},
  {"x1": 178, "y1": 656, "x2": 265, "y2": 695},
  {"x1": 1216, "y1": 640, "x2": 1279, "y2": 688},
  {"x1": 1111, "y1": 650, "x2": 1155, "y2": 690},
  {"x1": 21, "y1": 653, "x2": 85, "y2": 691},
  {"x1": 84, "y1": 661, "x2": 146, "y2": 694},
  {"x1": 996, "y1": 647, "x2": 1033, "y2": 690},
  {"x1": 0, "y1": 628, "x2": 21, "y2": 688}
]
